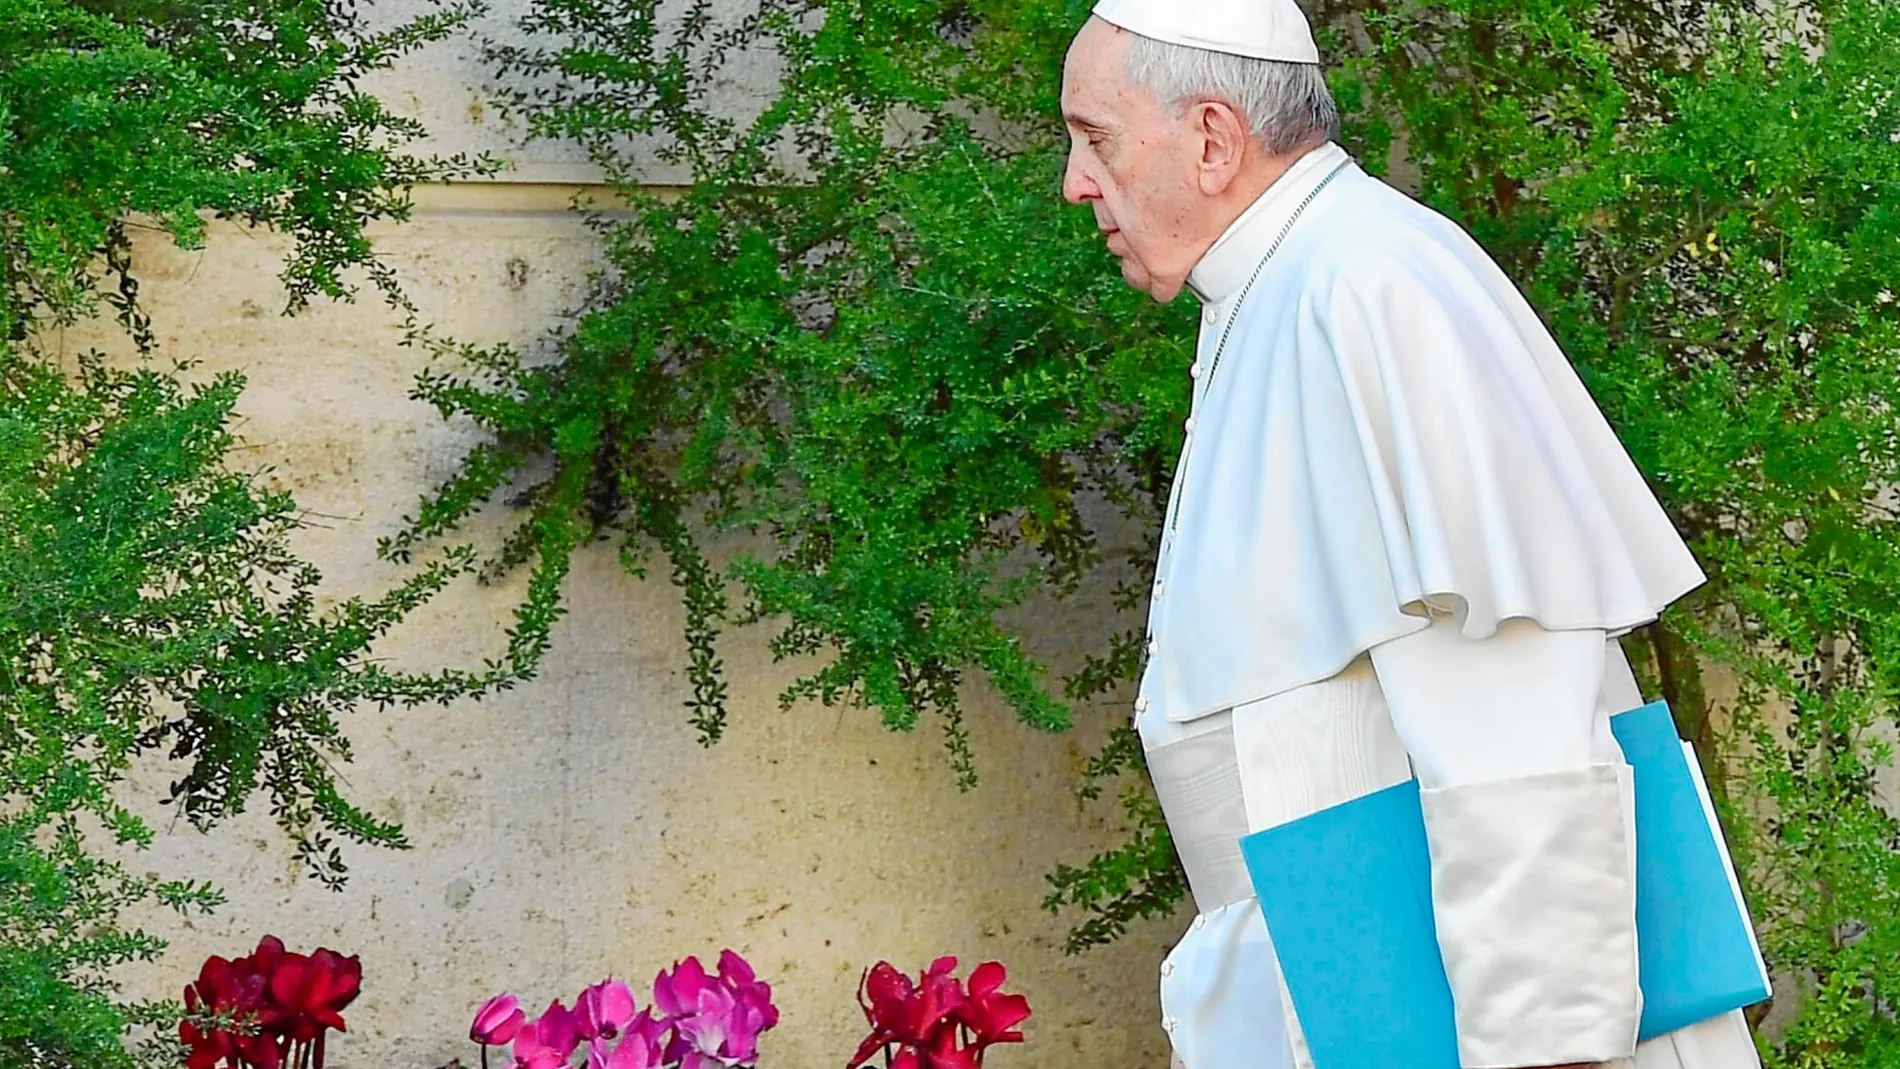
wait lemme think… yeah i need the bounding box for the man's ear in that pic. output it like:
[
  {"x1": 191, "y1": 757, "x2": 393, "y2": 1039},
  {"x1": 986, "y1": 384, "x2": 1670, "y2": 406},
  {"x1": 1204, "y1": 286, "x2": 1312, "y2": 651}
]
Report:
[{"x1": 1192, "y1": 99, "x2": 1250, "y2": 196}]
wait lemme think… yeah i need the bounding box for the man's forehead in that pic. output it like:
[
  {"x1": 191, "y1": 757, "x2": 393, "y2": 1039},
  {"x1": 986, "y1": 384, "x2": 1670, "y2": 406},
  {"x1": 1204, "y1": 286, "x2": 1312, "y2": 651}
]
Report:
[
  {"x1": 1061, "y1": 20, "x2": 1131, "y2": 127},
  {"x1": 1061, "y1": 98, "x2": 1113, "y2": 130}
]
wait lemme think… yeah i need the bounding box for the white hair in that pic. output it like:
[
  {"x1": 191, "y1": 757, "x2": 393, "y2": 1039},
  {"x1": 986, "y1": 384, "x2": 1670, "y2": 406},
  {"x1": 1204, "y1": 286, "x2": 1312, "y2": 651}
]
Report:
[{"x1": 1125, "y1": 35, "x2": 1340, "y2": 155}]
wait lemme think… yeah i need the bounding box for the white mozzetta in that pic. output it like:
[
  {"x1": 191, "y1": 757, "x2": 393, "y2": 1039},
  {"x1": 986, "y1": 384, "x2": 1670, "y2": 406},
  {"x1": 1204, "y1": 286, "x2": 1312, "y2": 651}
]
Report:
[{"x1": 1138, "y1": 146, "x2": 1707, "y2": 727}]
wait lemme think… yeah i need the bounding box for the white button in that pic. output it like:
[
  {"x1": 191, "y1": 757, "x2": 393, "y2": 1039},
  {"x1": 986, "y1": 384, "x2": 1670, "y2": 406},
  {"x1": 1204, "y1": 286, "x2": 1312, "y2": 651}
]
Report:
[
  {"x1": 1183, "y1": 418, "x2": 1195, "y2": 435},
  {"x1": 1189, "y1": 361, "x2": 1202, "y2": 379},
  {"x1": 1160, "y1": 960, "x2": 1174, "y2": 978},
  {"x1": 1146, "y1": 637, "x2": 1158, "y2": 657},
  {"x1": 1202, "y1": 307, "x2": 1218, "y2": 323},
  {"x1": 1152, "y1": 577, "x2": 1164, "y2": 597},
  {"x1": 1191, "y1": 915, "x2": 1206, "y2": 931},
  {"x1": 1164, "y1": 1016, "x2": 1178, "y2": 1033},
  {"x1": 1135, "y1": 696, "x2": 1150, "y2": 714}
]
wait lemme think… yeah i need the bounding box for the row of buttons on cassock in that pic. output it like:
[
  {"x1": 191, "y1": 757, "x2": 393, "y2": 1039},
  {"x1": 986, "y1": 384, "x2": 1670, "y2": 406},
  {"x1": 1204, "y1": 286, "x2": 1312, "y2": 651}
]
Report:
[
  {"x1": 1157, "y1": 332, "x2": 1221, "y2": 1035},
  {"x1": 1159, "y1": 915, "x2": 1212, "y2": 1034},
  {"x1": 1137, "y1": 348, "x2": 1210, "y2": 723}
]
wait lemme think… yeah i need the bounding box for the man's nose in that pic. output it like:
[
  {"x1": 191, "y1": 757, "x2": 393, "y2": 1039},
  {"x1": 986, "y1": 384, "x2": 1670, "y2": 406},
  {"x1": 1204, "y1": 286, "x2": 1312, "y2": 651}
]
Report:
[{"x1": 1061, "y1": 153, "x2": 1097, "y2": 206}]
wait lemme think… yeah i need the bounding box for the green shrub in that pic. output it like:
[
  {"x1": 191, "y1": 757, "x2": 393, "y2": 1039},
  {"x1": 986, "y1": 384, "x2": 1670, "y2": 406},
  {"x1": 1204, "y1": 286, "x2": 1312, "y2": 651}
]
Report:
[
  {"x1": 0, "y1": 0, "x2": 523, "y2": 1064},
  {"x1": 415, "y1": 0, "x2": 1899, "y2": 1061}
]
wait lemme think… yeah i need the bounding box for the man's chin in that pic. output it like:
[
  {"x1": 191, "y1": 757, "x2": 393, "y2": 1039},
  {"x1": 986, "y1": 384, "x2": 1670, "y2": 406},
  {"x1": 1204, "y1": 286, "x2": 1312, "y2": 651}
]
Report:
[
  {"x1": 1118, "y1": 258, "x2": 1183, "y2": 303},
  {"x1": 1117, "y1": 258, "x2": 1153, "y2": 295}
]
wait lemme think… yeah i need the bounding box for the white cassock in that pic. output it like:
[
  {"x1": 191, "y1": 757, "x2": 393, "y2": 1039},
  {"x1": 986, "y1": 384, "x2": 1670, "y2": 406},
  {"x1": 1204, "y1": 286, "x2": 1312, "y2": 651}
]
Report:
[{"x1": 1136, "y1": 143, "x2": 1764, "y2": 1069}]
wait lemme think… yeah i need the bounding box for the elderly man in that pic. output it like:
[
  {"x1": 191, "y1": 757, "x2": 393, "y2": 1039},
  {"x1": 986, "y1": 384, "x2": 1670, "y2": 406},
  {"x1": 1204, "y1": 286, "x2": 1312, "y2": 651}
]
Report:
[{"x1": 1058, "y1": 3, "x2": 1763, "y2": 1069}]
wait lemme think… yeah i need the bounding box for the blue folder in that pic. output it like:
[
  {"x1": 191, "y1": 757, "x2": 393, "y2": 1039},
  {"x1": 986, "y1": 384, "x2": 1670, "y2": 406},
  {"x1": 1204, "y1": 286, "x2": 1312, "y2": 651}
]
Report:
[{"x1": 1237, "y1": 701, "x2": 1768, "y2": 1069}]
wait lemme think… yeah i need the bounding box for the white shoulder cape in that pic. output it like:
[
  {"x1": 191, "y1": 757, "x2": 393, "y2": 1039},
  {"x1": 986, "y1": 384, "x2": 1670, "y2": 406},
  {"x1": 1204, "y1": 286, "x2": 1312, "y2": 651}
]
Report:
[{"x1": 1150, "y1": 166, "x2": 1705, "y2": 724}]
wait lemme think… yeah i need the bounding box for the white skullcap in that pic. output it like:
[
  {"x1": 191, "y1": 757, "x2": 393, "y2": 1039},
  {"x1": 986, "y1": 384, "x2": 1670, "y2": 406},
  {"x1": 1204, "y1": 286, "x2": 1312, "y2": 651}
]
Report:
[{"x1": 1092, "y1": 0, "x2": 1321, "y2": 64}]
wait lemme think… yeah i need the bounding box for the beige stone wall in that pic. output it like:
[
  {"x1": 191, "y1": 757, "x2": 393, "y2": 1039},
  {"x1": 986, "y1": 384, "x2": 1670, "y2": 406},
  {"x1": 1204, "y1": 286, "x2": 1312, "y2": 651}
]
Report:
[
  {"x1": 353, "y1": 0, "x2": 786, "y2": 186},
  {"x1": 14, "y1": 0, "x2": 1178, "y2": 1055},
  {"x1": 56, "y1": 182, "x2": 1175, "y2": 1069},
  {"x1": 39, "y1": 0, "x2": 1181, "y2": 1055}
]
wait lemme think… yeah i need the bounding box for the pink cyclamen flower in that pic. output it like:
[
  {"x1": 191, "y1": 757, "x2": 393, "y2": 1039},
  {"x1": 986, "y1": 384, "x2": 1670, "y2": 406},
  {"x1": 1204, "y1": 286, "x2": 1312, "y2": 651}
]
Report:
[
  {"x1": 651, "y1": 955, "x2": 709, "y2": 1022},
  {"x1": 718, "y1": 951, "x2": 776, "y2": 1017},
  {"x1": 587, "y1": 1012, "x2": 666, "y2": 1069},
  {"x1": 512, "y1": 1001, "x2": 582, "y2": 1069},
  {"x1": 716, "y1": 950, "x2": 778, "y2": 1064},
  {"x1": 541, "y1": 1000, "x2": 584, "y2": 1058},
  {"x1": 472, "y1": 994, "x2": 526, "y2": 1046},
  {"x1": 653, "y1": 952, "x2": 778, "y2": 1068},
  {"x1": 577, "y1": 979, "x2": 638, "y2": 1041}
]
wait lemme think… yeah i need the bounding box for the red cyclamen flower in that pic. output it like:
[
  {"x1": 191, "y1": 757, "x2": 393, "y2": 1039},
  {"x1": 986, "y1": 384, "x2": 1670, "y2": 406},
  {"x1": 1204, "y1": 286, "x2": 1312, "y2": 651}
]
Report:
[
  {"x1": 847, "y1": 957, "x2": 1031, "y2": 1069},
  {"x1": 179, "y1": 936, "x2": 359, "y2": 1069},
  {"x1": 957, "y1": 962, "x2": 1030, "y2": 1052}
]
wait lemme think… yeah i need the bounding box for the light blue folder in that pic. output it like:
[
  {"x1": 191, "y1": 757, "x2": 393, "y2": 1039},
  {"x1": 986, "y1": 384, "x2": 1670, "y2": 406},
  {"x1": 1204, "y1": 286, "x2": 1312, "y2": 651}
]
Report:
[{"x1": 1237, "y1": 701, "x2": 1768, "y2": 1069}]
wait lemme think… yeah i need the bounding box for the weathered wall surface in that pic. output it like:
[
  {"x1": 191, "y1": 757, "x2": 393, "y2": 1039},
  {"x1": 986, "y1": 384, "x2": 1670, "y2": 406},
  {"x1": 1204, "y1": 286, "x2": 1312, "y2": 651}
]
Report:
[
  {"x1": 354, "y1": 0, "x2": 787, "y2": 186},
  {"x1": 46, "y1": 1, "x2": 1180, "y2": 1063},
  {"x1": 62, "y1": 187, "x2": 1174, "y2": 1069}
]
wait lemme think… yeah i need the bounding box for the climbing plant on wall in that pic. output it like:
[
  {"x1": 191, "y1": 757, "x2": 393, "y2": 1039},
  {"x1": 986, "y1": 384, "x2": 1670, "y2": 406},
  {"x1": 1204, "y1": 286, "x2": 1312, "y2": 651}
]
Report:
[
  {"x1": 415, "y1": 0, "x2": 1900, "y2": 1062},
  {"x1": 0, "y1": 0, "x2": 536, "y2": 1065}
]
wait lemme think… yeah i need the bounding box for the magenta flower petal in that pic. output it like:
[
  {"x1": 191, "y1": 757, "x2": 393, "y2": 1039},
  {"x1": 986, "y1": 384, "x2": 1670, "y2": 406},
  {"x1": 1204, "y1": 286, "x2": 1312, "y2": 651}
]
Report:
[
  {"x1": 535, "y1": 999, "x2": 582, "y2": 1059},
  {"x1": 511, "y1": 1011, "x2": 575, "y2": 1069},
  {"x1": 599, "y1": 1013, "x2": 665, "y2": 1069},
  {"x1": 472, "y1": 993, "x2": 526, "y2": 1046},
  {"x1": 606, "y1": 1041, "x2": 656, "y2": 1069},
  {"x1": 651, "y1": 954, "x2": 778, "y2": 1067},
  {"x1": 577, "y1": 980, "x2": 638, "y2": 1041},
  {"x1": 716, "y1": 950, "x2": 756, "y2": 988},
  {"x1": 678, "y1": 982, "x2": 736, "y2": 1054},
  {"x1": 652, "y1": 956, "x2": 711, "y2": 1020}
]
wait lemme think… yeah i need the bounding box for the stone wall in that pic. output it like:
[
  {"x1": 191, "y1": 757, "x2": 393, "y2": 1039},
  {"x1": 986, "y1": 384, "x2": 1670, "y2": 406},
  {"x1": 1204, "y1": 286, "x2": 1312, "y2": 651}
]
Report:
[{"x1": 52, "y1": 2, "x2": 1180, "y2": 1063}]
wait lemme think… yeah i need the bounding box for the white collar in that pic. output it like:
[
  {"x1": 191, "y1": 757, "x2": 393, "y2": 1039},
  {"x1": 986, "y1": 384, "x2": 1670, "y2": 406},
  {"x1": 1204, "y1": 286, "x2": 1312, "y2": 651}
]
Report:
[{"x1": 1186, "y1": 142, "x2": 1349, "y2": 305}]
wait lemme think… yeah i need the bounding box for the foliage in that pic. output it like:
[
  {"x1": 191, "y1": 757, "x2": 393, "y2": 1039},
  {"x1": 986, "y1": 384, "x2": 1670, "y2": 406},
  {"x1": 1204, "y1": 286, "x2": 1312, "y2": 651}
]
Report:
[
  {"x1": 0, "y1": 0, "x2": 496, "y2": 340},
  {"x1": 398, "y1": 0, "x2": 1188, "y2": 786},
  {"x1": 1318, "y1": 2, "x2": 1900, "y2": 1063},
  {"x1": 412, "y1": 0, "x2": 1900, "y2": 1060},
  {"x1": 1039, "y1": 721, "x2": 1183, "y2": 954},
  {"x1": 0, "y1": 0, "x2": 517, "y2": 1065}
]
